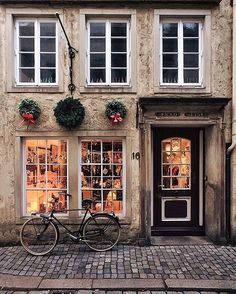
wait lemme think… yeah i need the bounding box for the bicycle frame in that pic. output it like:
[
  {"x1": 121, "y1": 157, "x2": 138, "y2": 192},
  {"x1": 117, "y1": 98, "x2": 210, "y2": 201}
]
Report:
[{"x1": 40, "y1": 208, "x2": 90, "y2": 238}]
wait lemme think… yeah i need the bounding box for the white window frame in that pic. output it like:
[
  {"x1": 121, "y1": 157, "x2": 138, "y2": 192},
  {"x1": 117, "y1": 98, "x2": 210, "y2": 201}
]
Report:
[
  {"x1": 154, "y1": 9, "x2": 211, "y2": 94},
  {"x1": 87, "y1": 19, "x2": 130, "y2": 86},
  {"x1": 78, "y1": 138, "x2": 126, "y2": 217},
  {"x1": 15, "y1": 18, "x2": 58, "y2": 86},
  {"x1": 22, "y1": 138, "x2": 69, "y2": 216},
  {"x1": 160, "y1": 19, "x2": 203, "y2": 87}
]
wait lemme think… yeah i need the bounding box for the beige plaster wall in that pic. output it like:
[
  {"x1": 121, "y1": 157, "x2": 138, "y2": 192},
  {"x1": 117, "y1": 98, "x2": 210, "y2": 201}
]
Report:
[{"x1": 0, "y1": 0, "x2": 233, "y2": 244}]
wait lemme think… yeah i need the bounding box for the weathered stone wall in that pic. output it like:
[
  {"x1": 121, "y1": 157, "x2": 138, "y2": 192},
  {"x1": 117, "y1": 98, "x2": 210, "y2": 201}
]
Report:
[{"x1": 0, "y1": 0, "x2": 233, "y2": 244}]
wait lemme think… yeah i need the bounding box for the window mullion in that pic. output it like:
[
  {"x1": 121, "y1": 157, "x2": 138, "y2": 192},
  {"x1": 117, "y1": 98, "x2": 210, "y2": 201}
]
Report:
[
  {"x1": 87, "y1": 22, "x2": 90, "y2": 85},
  {"x1": 106, "y1": 20, "x2": 111, "y2": 84},
  {"x1": 179, "y1": 21, "x2": 183, "y2": 85},
  {"x1": 160, "y1": 23, "x2": 163, "y2": 84},
  {"x1": 35, "y1": 20, "x2": 40, "y2": 85}
]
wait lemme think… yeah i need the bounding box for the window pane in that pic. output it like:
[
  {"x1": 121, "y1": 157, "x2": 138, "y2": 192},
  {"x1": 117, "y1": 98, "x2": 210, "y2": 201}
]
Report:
[
  {"x1": 40, "y1": 54, "x2": 55, "y2": 67},
  {"x1": 90, "y1": 69, "x2": 105, "y2": 83},
  {"x1": 26, "y1": 191, "x2": 46, "y2": 214},
  {"x1": 90, "y1": 54, "x2": 105, "y2": 67},
  {"x1": 183, "y1": 23, "x2": 199, "y2": 37},
  {"x1": 40, "y1": 23, "x2": 56, "y2": 36},
  {"x1": 111, "y1": 23, "x2": 127, "y2": 37},
  {"x1": 90, "y1": 23, "x2": 105, "y2": 36},
  {"x1": 165, "y1": 200, "x2": 187, "y2": 218},
  {"x1": 19, "y1": 69, "x2": 35, "y2": 82},
  {"x1": 162, "y1": 23, "x2": 178, "y2": 37},
  {"x1": 20, "y1": 53, "x2": 34, "y2": 67},
  {"x1": 111, "y1": 54, "x2": 127, "y2": 67},
  {"x1": 40, "y1": 69, "x2": 56, "y2": 83},
  {"x1": 19, "y1": 22, "x2": 34, "y2": 36},
  {"x1": 163, "y1": 39, "x2": 177, "y2": 52},
  {"x1": 111, "y1": 38, "x2": 127, "y2": 52},
  {"x1": 90, "y1": 38, "x2": 105, "y2": 52},
  {"x1": 40, "y1": 38, "x2": 56, "y2": 52},
  {"x1": 184, "y1": 69, "x2": 199, "y2": 83},
  {"x1": 19, "y1": 38, "x2": 34, "y2": 52},
  {"x1": 111, "y1": 69, "x2": 127, "y2": 83},
  {"x1": 163, "y1": 69, "x2": 178, "y2": 83},
  {"x1": 184, "y1": 39, "x2": 199, "y2": 52},
  {"x1": 163, "y1": 54, "x2": 178, "y2": 67},
  {"x1": 184, "y1": 54, "x2": 199, "y2": 67}
]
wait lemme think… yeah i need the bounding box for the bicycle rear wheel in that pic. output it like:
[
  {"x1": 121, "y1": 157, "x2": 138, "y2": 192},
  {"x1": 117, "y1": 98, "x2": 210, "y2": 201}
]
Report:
[
  {"x1": 82, "y1": 213, "x2": 120, "y2": 252},
  {"x1": 20, "y1": 217, "x2": 59, "y2": 256}
]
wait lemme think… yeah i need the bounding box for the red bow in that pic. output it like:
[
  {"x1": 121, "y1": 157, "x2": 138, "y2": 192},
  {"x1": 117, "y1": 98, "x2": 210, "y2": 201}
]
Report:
[
  {"x1": 110, "y1": 112, "x2": 123, "y2": 124},
  {"x1": 22, "y1": 113, "x2": 36, "y2": 124}
]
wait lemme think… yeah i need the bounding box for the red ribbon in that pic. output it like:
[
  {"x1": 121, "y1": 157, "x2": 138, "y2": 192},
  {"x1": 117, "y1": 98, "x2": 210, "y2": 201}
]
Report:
[
  {"x1": 110, "y1": 112, "x2": 123, "y2": 124},
  {"x1": 22, "y1": 113, "x2": 36, "y2": 124}
]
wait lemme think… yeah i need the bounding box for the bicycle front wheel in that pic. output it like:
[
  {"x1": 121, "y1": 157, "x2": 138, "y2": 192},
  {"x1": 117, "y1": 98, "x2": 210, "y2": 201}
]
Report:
[
  {"x1": 20, "y1": 217, "x2": 59, "y2": 256},
  {"x1": 82, "y1": 213, "x2": 120, "y2": 252}
]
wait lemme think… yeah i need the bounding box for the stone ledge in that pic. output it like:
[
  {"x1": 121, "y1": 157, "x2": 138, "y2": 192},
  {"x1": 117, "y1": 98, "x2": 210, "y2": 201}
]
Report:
[
  {"x1": 165, "y1": 279, "x2": 236, "y2": 291},
  {"x1": 0, "y1": 273, "x2": 42, "y2": 289}
]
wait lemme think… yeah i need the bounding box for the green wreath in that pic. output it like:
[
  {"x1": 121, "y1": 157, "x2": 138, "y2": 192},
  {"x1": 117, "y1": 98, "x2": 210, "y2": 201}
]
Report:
[
  {"x1": 54, "y1": 97, "x2": 85, "y2": 129},
  {"x1": 105, "y1": 100, "x2": 127, "y2": 124},
  {"x1": 19, "y1": 99, "x2": 41, "y2": 124}
]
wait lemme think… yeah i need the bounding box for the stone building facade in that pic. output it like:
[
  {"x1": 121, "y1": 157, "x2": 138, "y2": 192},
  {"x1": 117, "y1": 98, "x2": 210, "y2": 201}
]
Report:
[{"x1": 0, "y1": 0, "x2": 235, "y2": 244}]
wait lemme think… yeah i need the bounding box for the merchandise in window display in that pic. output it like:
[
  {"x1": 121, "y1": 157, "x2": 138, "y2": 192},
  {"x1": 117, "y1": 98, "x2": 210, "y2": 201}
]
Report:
[{"x1": 80, "y1": 140, "x2": 124, "y2": 214}]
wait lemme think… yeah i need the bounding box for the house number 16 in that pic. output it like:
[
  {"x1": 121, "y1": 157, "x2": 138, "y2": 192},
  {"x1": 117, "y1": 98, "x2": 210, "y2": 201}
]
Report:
[{"x1": 132, "y1": 152, "x2": 140, "y2": 160}]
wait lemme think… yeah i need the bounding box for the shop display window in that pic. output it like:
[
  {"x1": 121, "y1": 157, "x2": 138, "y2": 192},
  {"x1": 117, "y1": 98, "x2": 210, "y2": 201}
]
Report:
[
  {"x1": 25, "y1": 139, "x2": 68, "y2": 214},
  {"x1": 80, "y1": 140, "x2": 124, "y2": 214},
  {"x1": 162, "y1": 138, "x2": 191, "y2": 190}
]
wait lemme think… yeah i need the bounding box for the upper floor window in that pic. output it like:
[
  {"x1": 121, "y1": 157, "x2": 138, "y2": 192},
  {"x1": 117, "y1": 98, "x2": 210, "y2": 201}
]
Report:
[
  {"x1": 87, "y1": 20, "x2": 130, "y2": 86},
  {"x1": 160, "y1": 19, "x2": 202, "y2": 86},
  {"x1": 15, "y1": 19, "x2": 58, "y2": 85}
]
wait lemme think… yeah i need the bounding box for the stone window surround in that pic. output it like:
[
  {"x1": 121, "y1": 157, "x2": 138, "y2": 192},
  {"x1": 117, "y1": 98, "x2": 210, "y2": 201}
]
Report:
[
  {"x1": 154, "y1": 9, "x2": 211, "y2": 94},
  {"x1": 5, "y1": 8, "x2": 65, "y2": 93},
  {"x1": 15, "y1": 131, "x2": 132, "y2": 223},
  {"x1": 79, "y1": 8, "x2": 137, "y2": 94}
]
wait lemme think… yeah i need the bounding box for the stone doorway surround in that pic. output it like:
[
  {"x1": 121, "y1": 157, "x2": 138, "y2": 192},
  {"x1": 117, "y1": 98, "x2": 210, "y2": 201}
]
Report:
[{"x1": 138, "y1": 97, "x2": 230, "y2": 244}]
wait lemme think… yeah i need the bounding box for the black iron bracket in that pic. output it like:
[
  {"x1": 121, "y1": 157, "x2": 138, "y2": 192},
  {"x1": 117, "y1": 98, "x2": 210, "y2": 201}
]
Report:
[{"x1": 56, "y1": 13, "x2": 78, "y2": 95}]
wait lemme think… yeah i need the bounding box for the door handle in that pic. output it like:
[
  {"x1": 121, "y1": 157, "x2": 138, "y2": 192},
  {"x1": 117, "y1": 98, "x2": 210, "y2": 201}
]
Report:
[{"x1": 158, "y1": 184, "x2": 164, "y2": 188}]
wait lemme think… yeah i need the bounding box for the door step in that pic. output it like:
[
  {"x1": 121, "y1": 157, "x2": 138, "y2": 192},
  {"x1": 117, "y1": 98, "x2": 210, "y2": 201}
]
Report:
[{"x1": 150, "y1": 235, "x2": 213, "y2": 245}]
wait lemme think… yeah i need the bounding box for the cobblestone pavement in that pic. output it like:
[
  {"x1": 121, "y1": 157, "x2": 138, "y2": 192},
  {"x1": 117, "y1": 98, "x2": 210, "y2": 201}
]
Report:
[
  {"x1": 0, "y1": 244, "x2": 235, "y2": 281},
  {"x1": 0, "y1": 290, "x2": 232, "y2": 294}
]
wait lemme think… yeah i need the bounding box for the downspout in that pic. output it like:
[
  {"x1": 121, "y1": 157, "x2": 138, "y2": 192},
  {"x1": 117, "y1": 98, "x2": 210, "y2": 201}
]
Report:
[{"x1": 226, "y1": 0, "x2": 236, "y2": 243}]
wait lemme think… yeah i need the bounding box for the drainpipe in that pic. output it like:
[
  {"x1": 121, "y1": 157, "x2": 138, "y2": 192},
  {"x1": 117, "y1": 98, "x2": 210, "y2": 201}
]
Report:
[{"x1": 226, "y1": 0, "x2": 236, "y2": 243}]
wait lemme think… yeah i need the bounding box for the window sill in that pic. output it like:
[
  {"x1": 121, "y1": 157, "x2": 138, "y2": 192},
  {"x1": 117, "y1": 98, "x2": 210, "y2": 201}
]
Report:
[
  {"x1": 154, "y1": 85, "x2": 211, "y2": 94},
  {"x1": 15, "y1": 216, "x2": 131, "y2": 225},
  {"x1": 7, "y1": 86, "x2": 64, "y2": 93},
  {"x1": 80, "y1": 85, "x2": 137, "y2": 94}
]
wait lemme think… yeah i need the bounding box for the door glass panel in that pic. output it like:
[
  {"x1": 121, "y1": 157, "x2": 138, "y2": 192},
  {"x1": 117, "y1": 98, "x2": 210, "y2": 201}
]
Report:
[{"x1": 162, "y1": 137, "x2": 191, "y2": 190}]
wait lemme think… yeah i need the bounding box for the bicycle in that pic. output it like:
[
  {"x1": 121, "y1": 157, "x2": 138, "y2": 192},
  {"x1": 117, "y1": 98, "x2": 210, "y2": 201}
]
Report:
[{"x1": 20, "y1": 193, "x2": 121, "y2": 256}]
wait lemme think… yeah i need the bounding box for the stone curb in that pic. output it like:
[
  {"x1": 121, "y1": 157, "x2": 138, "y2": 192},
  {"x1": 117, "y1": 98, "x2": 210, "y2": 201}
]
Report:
[{"x1": 0, "y1": 275, "x2": 235, "y2": 291}]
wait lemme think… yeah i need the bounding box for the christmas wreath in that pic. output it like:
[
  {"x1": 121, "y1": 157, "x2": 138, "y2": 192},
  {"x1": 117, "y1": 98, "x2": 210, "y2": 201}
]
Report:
[
  {"x1": 19, "y1": 99, "x2": 41, "y2": 125},
  {"x1": 54, "y1": 97, "x2": 85, "y2": 129},
  {"x1": 105, "y1": 100, "x2": 127, "y2": 124}
]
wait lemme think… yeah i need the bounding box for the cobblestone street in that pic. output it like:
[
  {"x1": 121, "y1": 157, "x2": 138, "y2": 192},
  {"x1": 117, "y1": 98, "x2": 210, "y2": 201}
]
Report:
[
  {"x1": 0, "y1": 244, "x2": 235, "y2": 292},
  {"x1": 0, "y1": 244, "x2": 235, "y2": 280}
]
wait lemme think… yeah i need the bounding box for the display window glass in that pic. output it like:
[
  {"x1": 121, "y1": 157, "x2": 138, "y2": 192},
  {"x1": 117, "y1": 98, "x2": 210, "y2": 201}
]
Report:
[
  {"x1": 80, "y1": 139, "x2": 124, "y2": 214},
  {"x1": 24, "y1": 139, "x2": 67, "y2": 214}
]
